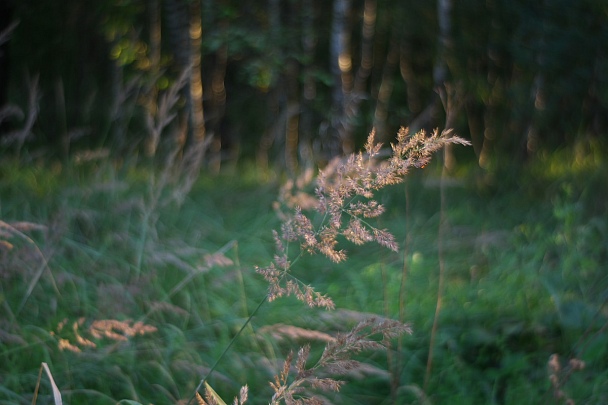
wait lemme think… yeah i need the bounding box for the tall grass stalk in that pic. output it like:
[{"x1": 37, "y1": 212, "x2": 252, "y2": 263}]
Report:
[
  {"x1": 0, "y1": 220, "x2": 57, "y2": 319},
  {"x1": 393, "y1": 176, "x2": 413, "y2": 400},
  {"x1": 187, "y1": 295, "x2": 267, "y2": 405},
  {"x1": 188, "y1": 127, "x2": 469, "y2": 403},
  {"x1": 424, "y1": 145, "x2": 450, "y2": 392},
  {"x1": 133, "y1": 67, "x2": 212, "y2": 279}
]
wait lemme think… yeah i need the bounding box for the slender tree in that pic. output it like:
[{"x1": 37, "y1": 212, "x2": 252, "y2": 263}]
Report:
[
  {"x1": 284, "y1": 1, "x2": 301, "y2": 174},
  {"x1": 341, "y1": 0, "x2": 377, "y2": 144},
  {"x1": 187, "y1": 0, "x2": 205, "y2": 146},
  {"x1": 144, "y1": 0, "x2": 162, "y2": 156},
  {"x1": 372, "y1": 15, "x2": 399, "y2": 141},
  {"x1": 163, "y1": 0, "x2": 206, "y2": 154},
  {"x1": 299, "y1": 0, "x2": 317, "y2": 166},
  {"x1": 0, "y1": 1, "x2": 16, "y2": 135},
  {"x1": 328, "y1": 0, "x2": 353, "y2": 156}
]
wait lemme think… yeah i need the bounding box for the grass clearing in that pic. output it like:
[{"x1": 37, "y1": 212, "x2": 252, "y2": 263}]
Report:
[{"x1": 0, "y1": 148, "x2": 607, "y2": 404}]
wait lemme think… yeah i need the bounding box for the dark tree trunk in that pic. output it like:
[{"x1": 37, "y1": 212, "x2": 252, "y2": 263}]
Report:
[
  {"x1": 163, "y1": 0, "x2": 206, "y2": 153},
  {"x1": 144, "y1": 0, "x2": 162, "y2": 156},
  {"x1": 328, "y1": 0, "x2": 352, "y2": 157},
  {"x1": 0, "y1": 1, "x2": 16, "y2": 135},
  {"x1": 373, "y1": 22, "x2": 399, "y2": 141},
  {"x1": 299, "y1": 0, "x2": 316, "y2": 166},
  {"x1": 187, "y1": 0, "x2": 205, "y2": 147}
]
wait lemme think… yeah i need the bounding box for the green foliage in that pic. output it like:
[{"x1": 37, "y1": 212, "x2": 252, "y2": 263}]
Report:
[
  {"x1": 1, "y1": 142, "x2": 607, "y2": 404},
  {"x1": 4, "y1": 0, "x2": 607, "y2": 165}
]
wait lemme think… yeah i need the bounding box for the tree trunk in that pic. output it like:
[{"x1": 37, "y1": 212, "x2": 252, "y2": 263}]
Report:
[
  {"x1": 373, "y1": 23, "x2": 399, "y2": 141},
  {"x1": 0, "y1": 2, "x2": 16, "y2": 135},
  {"x1": 163, "y1": 0, "x2": 206, "y2": 157},
  {"x1": 329, "y1": 0, "x2": 377, "y2": 156},
  {"x1": 399, "y1": 39, "x2": 422, "y2": 123},
  {"x1": 285, "y1": 80, "x2": 300, "y2": 174},
  {"x1": 299, "y1": 0, "x2": 316, "y2": 166},
  {"x1": 433, "y1": 0, "x2": 457, "y2": 170},
  {"x1": 144, "y1": 0, "x2": 162, "y2": 156},
  {"x1": 524, "y1": 1, "x2": 546, "y2": 160},
  {"x1": 328, "y1": 0, "x2": 352, "y2": 156},
  {"x1": 187, "y1": 0, "x2": 206, "y2": 147},
  {"x1": 256, "y1": 0, "x2": 282, "y2": 170},
  {"x1": 208, "y1": 37, "x2": 227, "y2": 172},
  {"x1": 342, "y1": 0, "x2": 376, "y2": 145}
]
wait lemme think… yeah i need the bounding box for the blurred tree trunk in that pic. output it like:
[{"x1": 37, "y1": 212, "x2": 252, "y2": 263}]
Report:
[
  {"x1": 583, "y1": 51, "x2": 606, "y2": 138},
  {"x1": 256, "y1": 0, "x2": 282, "y2": 170},
  {"x1": 524, "y1": 1, "x2": 546, "y2": 160},
  {"x1": 465, "y1": 97, "x2": 483, "y2": 162},
  {"x1": 203, "y1": 0, "x2": 230, "y2": 172},
  {"x1": 284, "y1": 3, "x2": 300, "y2": 174},
  {"x1": 144, "y1": 0, "x2": 162, "y2": 156},
  {"x1": 299, "y1": 0, "x2": 316, "y2": 166},
  {"x1": 255, "y1": 0, "x2": 300, "y2": 172},
  {"x1": 208, "y1": 32, "x2": 227, "y2": 172},
  {"x1": 433, "y1": 0, "x2": 452, "y2": 120},
  {"x1": 344, "y1": 0, "x2": 376, "y2": 145},
  {"x1": 163, "y1": 0, "x2": 190, "y2": 149},
  {"x1": 163, "y1": 0, "x2": 207, "y2": 157},
  {"x1": 328, "y1": 0, "x2": 352, "y2": 156},
  {"x1": 401, "y1": 0, "x2": 445, "y2": 135},
  {"x1": 187, "y1": 0, "x2": 205, "y2": 146},
  {"x1": 373, "y1": 22, "x2": 399, "y2": 141},
  {"x1": 479, "y1": 60, "x2": 503, "y2": 169},
  {"x1": 400, "y1": 39, "x2": 423, "y2": 126},
  {"x1": 465, "y1": 0, "x2": 499, "y2": 168},
  {"x1": 0, "y1": 1, "x2": 16, "y2": 135},
  {"x1": 329, "y1": 0, "x2": 376, "y2": 156},
  {"x1": 429, "y1": 0, "x2": 457, "y2": 171}
]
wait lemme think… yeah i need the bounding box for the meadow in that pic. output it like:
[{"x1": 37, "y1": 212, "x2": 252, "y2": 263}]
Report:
[{"x1": 0, "y1": 139, "x2": 607, "y2": 404}]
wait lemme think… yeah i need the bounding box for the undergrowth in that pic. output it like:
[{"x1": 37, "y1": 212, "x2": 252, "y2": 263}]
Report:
[{"x1": 1, "y1": 133, "x2": 607, "y2": 405}]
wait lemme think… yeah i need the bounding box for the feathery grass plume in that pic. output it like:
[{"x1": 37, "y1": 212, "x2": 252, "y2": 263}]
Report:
[
  {"x1": 144, "y1": 68, "x2": 188, "y2": 157},
  {"x1": 193, "y1": 127, "x2": 466, "y2": 403},
  {"x1": 257, "y1": 127, "x2": 470, "y2": 308},
  {"x1": 547, "y1": 353, "x2": 585, "y2": 404},
  {"x1": 52, "y1": 318, "x2": 157, "y2": 353},
  {"x1": 269, "y1": 317, "x2": 413, "y2": 404},
  {"x1": 259, "y1": 324, "x2": 335, "y2": 344}
]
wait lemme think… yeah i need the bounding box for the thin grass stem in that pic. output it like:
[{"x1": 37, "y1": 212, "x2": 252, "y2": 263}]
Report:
[
  {"x1": 187, "y1": 293, "x2": 268, "y2": 405},
  {"x1": 424, "y1": 147, "x2": 450, "y2": 392}
]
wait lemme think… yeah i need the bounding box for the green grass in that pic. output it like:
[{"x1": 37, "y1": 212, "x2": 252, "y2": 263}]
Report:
[{"x1": 0, "y1": 150, "x2": 607, "y2": 404}]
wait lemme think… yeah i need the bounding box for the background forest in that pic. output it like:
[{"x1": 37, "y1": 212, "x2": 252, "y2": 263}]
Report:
[
  {"x1": 1, "y1": 0, "x2": 607, "y2": 404},
  {"x1": 1, "y1": 0, "x2": 607, "y2": 166}
]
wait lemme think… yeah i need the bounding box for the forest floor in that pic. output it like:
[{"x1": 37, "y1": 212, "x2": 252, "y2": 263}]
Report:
[{"x1": 0, "y1": 150, "x2": 607, "y2": 405}]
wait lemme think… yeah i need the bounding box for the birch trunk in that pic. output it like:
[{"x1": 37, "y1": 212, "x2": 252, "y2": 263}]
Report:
[{"x1": 329, "y1": 0, "x2": 352, "y2": 156}]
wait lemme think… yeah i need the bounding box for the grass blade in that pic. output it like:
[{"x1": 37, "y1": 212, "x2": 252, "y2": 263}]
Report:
[{"x1": 32, "y1": 362, "x2": 62, "y2": 405}]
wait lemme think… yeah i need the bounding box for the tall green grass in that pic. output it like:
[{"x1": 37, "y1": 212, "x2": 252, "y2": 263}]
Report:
[{"x1": 0, "y1": 139, "x2": 607, "y2": 404}]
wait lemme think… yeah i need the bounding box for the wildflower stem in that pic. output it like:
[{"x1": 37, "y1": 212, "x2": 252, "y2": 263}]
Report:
[
  {"x1": 188, "y1": 294, "x2": 268, "y2": 405},
  {"x1": 424, "y1": 146, "x2": 450, "y2": 392}
]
